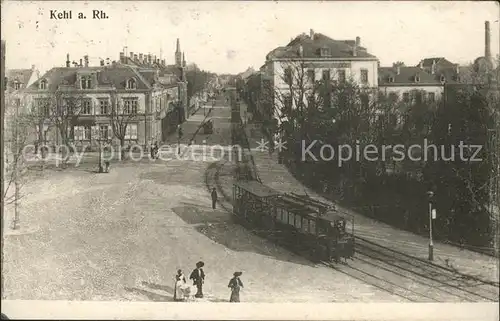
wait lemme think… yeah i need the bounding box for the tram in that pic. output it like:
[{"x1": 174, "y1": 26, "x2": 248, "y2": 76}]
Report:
[{"x1": 232, "y1": 181, "x2": 355, "y2": 263}]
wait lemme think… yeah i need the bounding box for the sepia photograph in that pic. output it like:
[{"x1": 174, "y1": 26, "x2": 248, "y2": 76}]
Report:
[{"x1": 1, "y1": 0, "x2": 499, "y2": 319}]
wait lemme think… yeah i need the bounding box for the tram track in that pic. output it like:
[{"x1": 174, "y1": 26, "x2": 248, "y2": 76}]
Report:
[{"x1": 206, "y1": 124, "x2": 499, "y2": 303}]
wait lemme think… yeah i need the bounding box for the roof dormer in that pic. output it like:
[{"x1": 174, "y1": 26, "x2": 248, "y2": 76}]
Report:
[
  {"x1": 388, "y1": 76, "x2": 395, "y2": 83},
  {"x1": 414, "y1": 73, "x2": 421, "y2": 83},
  {"x1": 319, "y1": 47, "x2": 331, "y2": 57},
  {"x1": 440, "y1": 75, "x2": 446, "y2": 83},
  {"x1": 39, "y1": 79, "x2": 48, "y2": 90},
  {"x1": 126, "y1": 77, "x2": 137, "y2": 89}
]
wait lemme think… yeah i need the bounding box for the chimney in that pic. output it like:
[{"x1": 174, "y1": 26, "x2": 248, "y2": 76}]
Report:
[
  {"x1": 355, "y1": 36, "x2": 360, "y2": 47},
  {"x1": 130, "y1": 52, "x2": 134, "y2": 59},
  {"x1": 161, "y1": 59, "x2": 165, "y2": 65},
  {"x1": 396, "y1": 65, "x2": 401, "y2": 75},
  {"x1": 310, "y1": 29, "x2": 314, "y2": 39},
  {"x1": 100, "y1": 60, "x2": 105, "y2": 66},
  {"x1": 32, "y1": 64, "x2": 36, "y2": 71},
  {"x1": 298, "y1": 45, "x2": 303, "y2": 57},
  {"x1": 139, "y1": 53, "x2": 143, "y2": 62},
  {"x1": 148, "y1": 54, "x2": 152, "y2": 64},
  {"x1": 66, "y1": 53, "x2": 70, "y2": 67},
  {"x1": 153, "y1": 55, "x2": 157, "y2": 64},
  {"x1": 119, "y1": 52, "x2": 125, "y2": 63},
  {"x1": 353, "y1": 42, "x2": 357, "y2": 57},
  {"x1": 112, "y1": 60, "x2": 116, "y2": 66},
  {"x1": 431, "y1": 60, "x2": 436, "y2": 74},
  {"x1": 84, "y1": 55, "x2": 89, "y2": 67},
  {"x1": 456, "y1": 64, "x2": 460, "y2": 74},
  {"x1": 134, "y1": 54, "x2": 138, "y2": 61},
  {"x1": 79, "y1": 59, "x2": 83, "y2": 67},
  {"x1": 485, "y1": 20, "x2": 491, "y2": 59}
]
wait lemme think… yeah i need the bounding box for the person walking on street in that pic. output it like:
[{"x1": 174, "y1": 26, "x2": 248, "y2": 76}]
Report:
[
  {"x1": 228, "y1": 272, "x2": 244, "y2": 302},
  {"x1": 189, "y1": 261, "x2": 205, "y2": 298},
  {"x1": 211, "y1": 187, "x2": 218, "y2": 210},
  {"x1": 173, "y1": 269, "x2": 187, "y2": 301}
]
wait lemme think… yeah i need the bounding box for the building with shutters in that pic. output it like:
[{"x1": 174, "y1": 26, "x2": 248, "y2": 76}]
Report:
[
  {"x1": 253, "y1": 29, "x2": 379, "y2": 124},
  {"x1": 24, "y1": 52, "x2": 181, "y2": 151}
]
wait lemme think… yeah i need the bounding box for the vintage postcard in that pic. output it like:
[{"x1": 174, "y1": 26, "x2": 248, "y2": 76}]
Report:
[{"x1": 1, "y1": 0, "x2": 499, "y2": 320}]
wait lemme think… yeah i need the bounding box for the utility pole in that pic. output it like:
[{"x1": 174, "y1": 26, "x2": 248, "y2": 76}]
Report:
[
  {"x1": 427, "y1": 191, "x2": 436, "y2": 261},
  {"x1": 1, "y1": 39, "x2": 6, "y2": 299}
]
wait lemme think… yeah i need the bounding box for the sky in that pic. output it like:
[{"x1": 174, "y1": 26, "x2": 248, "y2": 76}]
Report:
[{"x1": 2, "y1": 1, "x2": 499, "y2": 75}]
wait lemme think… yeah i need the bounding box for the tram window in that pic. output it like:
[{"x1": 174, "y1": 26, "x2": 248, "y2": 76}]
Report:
[
  {"x1": 295, "y1": 215, "x2": 302, "y2": 229},
  {"x1": 302, "y1": 218, "x2": 309, "y2": 233},
  {"x1": 309, "y1": 220, "x2": 316, "y2": 234},
  {"x1": 288, "y1": 213, "x2": 294, "y2": 225}
]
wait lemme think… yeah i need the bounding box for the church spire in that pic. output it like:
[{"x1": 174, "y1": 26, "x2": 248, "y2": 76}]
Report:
[
  {"x1": 175, "y1": 38, "x2": 182, "y2": 67},
  {"x1": 182, "y1": 52, "x2": 186, "y2": 67}
]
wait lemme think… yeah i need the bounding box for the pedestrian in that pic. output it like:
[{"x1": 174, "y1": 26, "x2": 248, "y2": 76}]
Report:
[
  {"x1": 173, "y1": 269, "x2": 187, "y2": 301},
  {"x1": 104, "y1": 160, "x2": 110, "y2": 173},
  {"x1": 228, "y1": 272, "x2": 244, "y2": 302},
  {"x1": 211, "y1": 187, "x2": 218, "y2": 209},
  {"x1": 189, "y1": 261, "x2": 205, "y2": 298}
]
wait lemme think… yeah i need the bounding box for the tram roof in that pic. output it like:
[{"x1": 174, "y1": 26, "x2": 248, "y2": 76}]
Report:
[{"x1": 234, "y1": 180, "x2": 280, "y2": 198}]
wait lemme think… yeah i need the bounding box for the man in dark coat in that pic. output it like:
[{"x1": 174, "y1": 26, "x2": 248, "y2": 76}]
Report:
[
  {"x1": 190, "y1": 261, "x2": 205, "y2": 298},
  {"x1": 211, "y1": 187, "x2": 218, "y2": 209}
]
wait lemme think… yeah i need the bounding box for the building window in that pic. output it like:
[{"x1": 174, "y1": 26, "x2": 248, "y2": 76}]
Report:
[
  {"x1": 81, "y1": 99, "x2": 92, "y2": 114},
  {"x1": 403, "y1": 92, "x2": 410, "y2": 103},
  {"x1": 123, "y1": 98, "x2": 138, "y2": 114},
  {"x1": 338, "y1": 70, "x2": 346, "y2": 83},
  {"x1": 428, "y1": 92, "x2": 436, "y2": 102},
  {"x1": 99, "y1": 125, "x2": 109, "y2": 140},
  {"x1": 388, "y1": 92, "x2": 398, "y2": 102},
  {"x1": 440, "y1": 75, "x2": 446, "y2": 83},
  {"x1": 361, "y1": 94, "x2": 369, "y2": 109},
  {"x1": 81, "y1": 76, "x2": 91, "y2": 89},
  {"x1": 388, "y1": 76, "x2": 395, "y2": 83},
  {"x1": 99, "y1": 99, "x2": 109, "y2": 114},
  {"x1": 126, "y1": 78, "x2": 137, "y2": 89},
  {"x1": 284, "y1": 94, "x2": 292, "y2": 112},
  {"x1": 84, "y1": 126, "x2": 92, "y2": 140},
  {"x1": 35, "y1": 98, "x2": 50, "y2": 116},
  {"x1": 125, "y1": 124, "x2": 138, "y2": 140},
  {"x1": 320, "y1": 47, "x2": 331, "y2": 57},
  {"x1": 322, "y1": 69, "x2": 331, "y2": 82},
  {"x1": 415, "y1": 91, "x2": 423, "y2": 104},
  {"x1": 14, "y1": 98, "x2": 21, "y2": 107},
  {"x1": 307, "y1": 69, "x2": 315, "y2": 84},
  {"x1": 39, "y1": 80, "x2": 47, "y2": 90},
  {"x1": 284, "y1": 67, "x2": 293, "y2": 85},
  {"x1": 14, "y1": 82, "x2": 21, "y2": 90},
  {"x1": 307, "y1": 94, "x2": 315, "y2": 108},
  {"x1": 361, "y1": 69, "x2": 369, "y2": 84}
]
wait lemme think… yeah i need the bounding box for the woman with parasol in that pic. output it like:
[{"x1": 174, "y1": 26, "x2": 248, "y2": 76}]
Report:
[{"x1": 228, "y1": 272, "x2": 244, "y2": 302}]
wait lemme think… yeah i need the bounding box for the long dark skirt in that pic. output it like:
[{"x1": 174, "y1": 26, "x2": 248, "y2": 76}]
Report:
[{"x1": 229, "y1": 289, "x2": 240, "y2": 302}]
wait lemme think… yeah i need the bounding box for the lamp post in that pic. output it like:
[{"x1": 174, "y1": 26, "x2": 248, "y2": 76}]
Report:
[
  {"x1": 177, "y1": 124, "x2": 183, "y2": 155},
  {"x1": 427, "y1": 191, "x2": 436, "y2": 261}
]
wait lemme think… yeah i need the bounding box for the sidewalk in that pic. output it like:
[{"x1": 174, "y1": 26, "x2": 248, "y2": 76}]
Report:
[{"x1": 239, "y1": 104, "x2": 499, "y2": 284}]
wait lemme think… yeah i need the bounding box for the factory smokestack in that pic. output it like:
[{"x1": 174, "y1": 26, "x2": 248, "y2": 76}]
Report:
[{"x1": 485, "y1": 20, "x2": 491, "y2": 59}]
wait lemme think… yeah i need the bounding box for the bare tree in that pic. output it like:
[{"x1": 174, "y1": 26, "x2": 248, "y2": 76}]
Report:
[
  {"x1": 109, "y1": 92, "x2": 135, "y2": 160},
  {"x1": 3, "y1": 96, "x2": 31, "y2": 230}
]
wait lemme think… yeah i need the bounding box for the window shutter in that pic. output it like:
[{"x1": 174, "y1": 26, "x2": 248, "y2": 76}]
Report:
[{"x1": 108, "y1": 125, "x2": 112, "y2": 139}]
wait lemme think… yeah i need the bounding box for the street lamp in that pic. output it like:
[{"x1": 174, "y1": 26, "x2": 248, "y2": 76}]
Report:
[
  {"x1": 177, "y1": 124, "x2": 183, "y2": 155},
  {"x1": 427, "y1": 191, "x2": 437, "y2": 261}
]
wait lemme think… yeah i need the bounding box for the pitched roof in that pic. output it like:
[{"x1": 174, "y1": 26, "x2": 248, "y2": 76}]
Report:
[
  {"x1": 27, "y1": 65, "x2": 155, "y2": 91},
  {"x1": 266, "y1": 32, "x2": 376, "y2": 60},
  {"x1": 6, "y1": 68, "x2": 36, "y2": 90},
  {"x1": 418, "y1": 57, "x2": 455, "y2": 68},
  {"x1": 378, "y1": 66, "x2": 441, "y2": 85}
]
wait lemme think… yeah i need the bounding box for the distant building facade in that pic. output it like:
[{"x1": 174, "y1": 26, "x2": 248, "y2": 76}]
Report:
[
  {"x1": 25, "y1": 51, "x2": 181, "y2": 150},
  {"x1": 252, "y1": 29, "x2": 379, "y2": 123}
]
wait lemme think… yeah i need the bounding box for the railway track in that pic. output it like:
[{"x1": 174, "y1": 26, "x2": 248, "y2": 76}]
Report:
[{"x1": 206, "y1": 118, "x2": 499, "y2": 303}]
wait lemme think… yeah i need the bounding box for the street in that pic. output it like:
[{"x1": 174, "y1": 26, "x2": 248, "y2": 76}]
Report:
[{"x1": 3, "y1": 94, "x2": 403, "y2": 302}]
